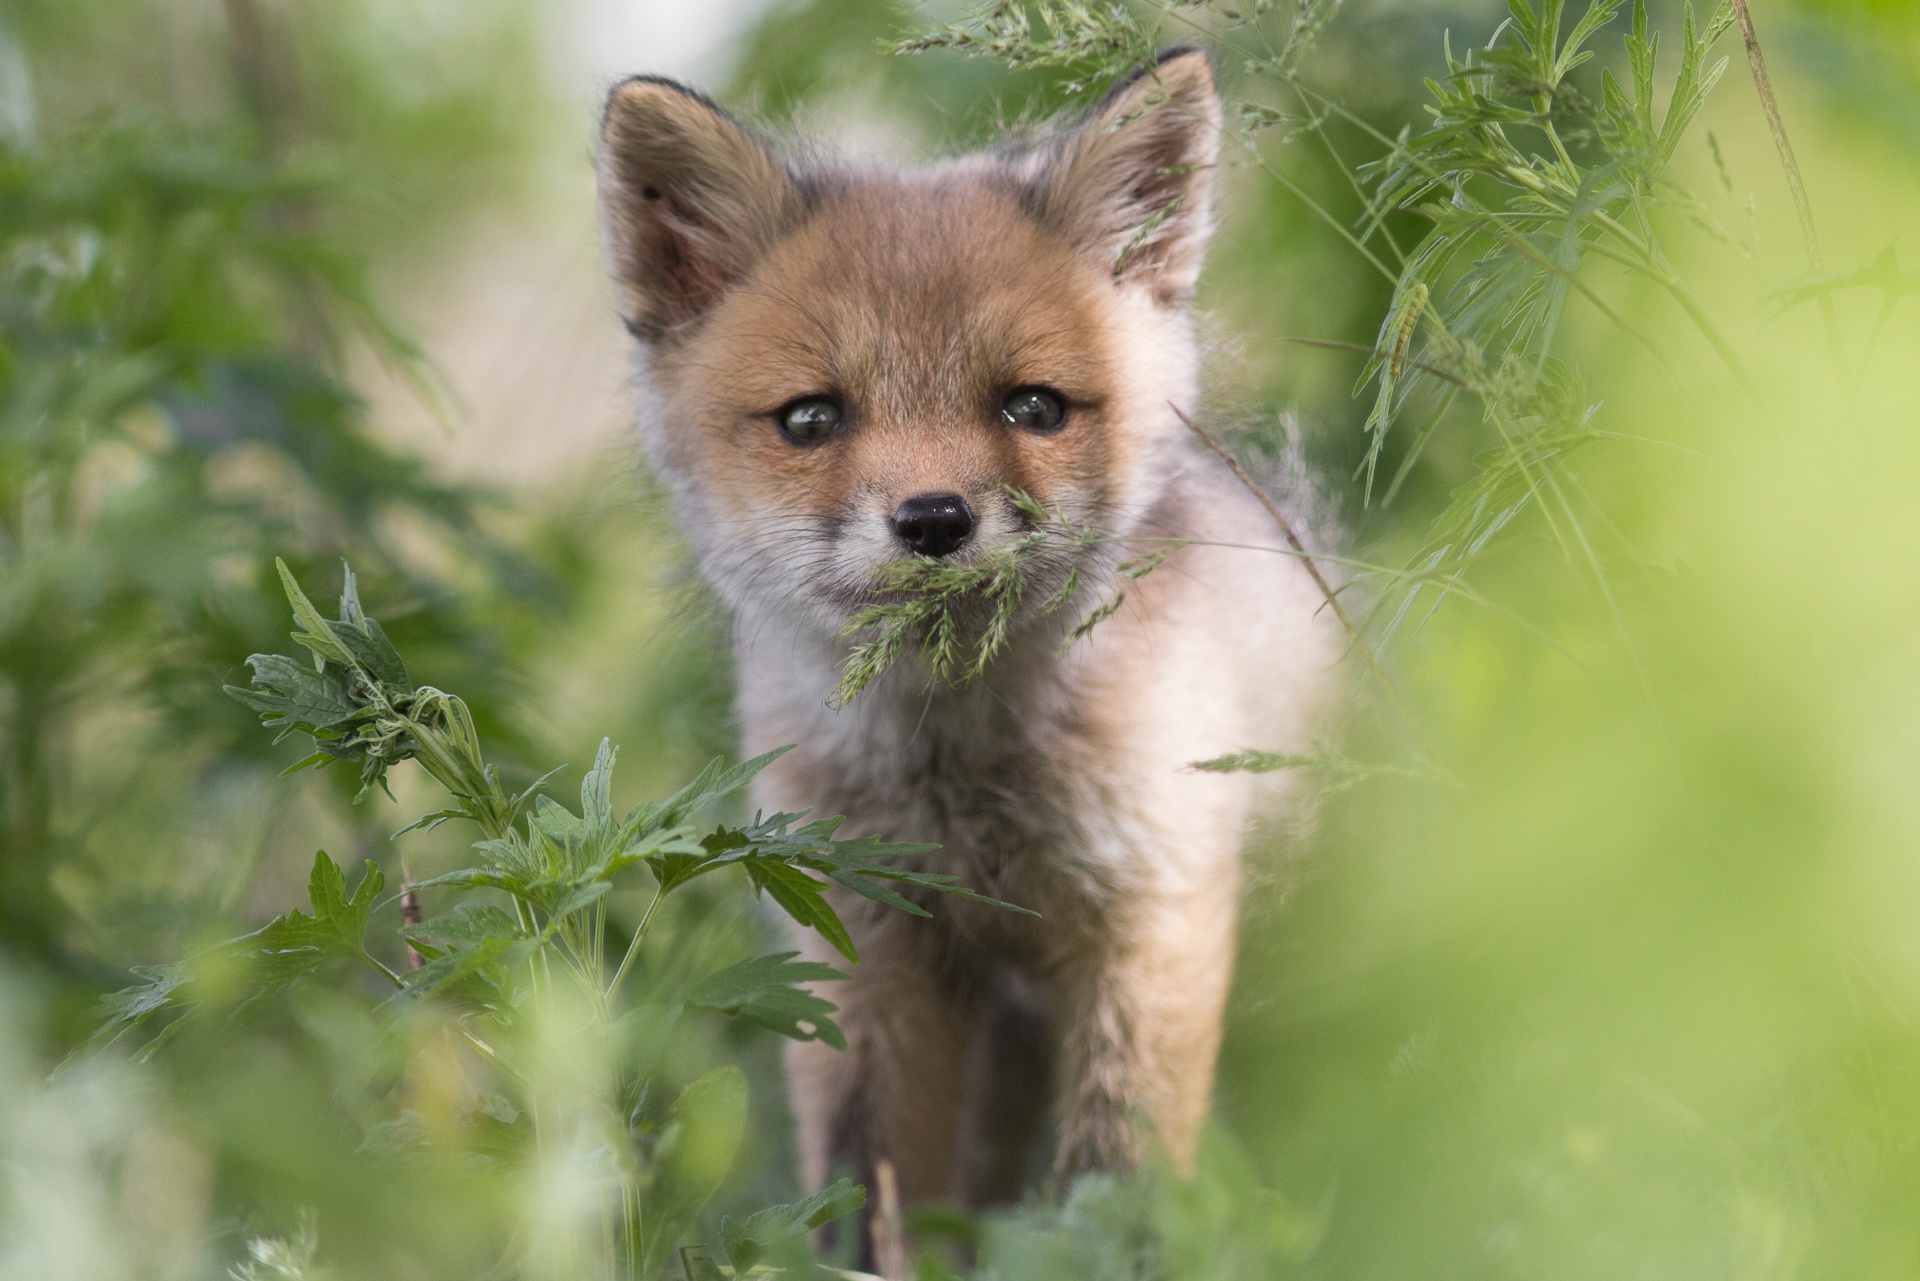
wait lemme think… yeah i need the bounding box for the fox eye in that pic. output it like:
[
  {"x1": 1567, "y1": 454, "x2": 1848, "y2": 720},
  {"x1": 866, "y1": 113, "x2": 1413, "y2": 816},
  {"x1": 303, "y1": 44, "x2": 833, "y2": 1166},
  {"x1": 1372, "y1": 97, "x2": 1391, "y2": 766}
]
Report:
[
  {"x1": 777, "y1": 396, "x2": 842, "y2": 445},
  {"x1": 1001, "y1": 386, "x2": 1066, "y2": 433}
]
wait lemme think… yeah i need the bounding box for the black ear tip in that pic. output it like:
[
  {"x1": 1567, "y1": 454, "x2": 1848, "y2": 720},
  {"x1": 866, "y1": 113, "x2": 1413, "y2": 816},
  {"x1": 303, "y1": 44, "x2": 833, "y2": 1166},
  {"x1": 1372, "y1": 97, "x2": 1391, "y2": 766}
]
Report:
[
  {"x1": 601, "y1": 74, "x2": 733, "y2": 132},
  {"x1": 1092, "y1": 45, "x2": 1216, "y2": 115},
  {"x1": 1154, "y1": 44, "x2": 1211, "y2": 69}
]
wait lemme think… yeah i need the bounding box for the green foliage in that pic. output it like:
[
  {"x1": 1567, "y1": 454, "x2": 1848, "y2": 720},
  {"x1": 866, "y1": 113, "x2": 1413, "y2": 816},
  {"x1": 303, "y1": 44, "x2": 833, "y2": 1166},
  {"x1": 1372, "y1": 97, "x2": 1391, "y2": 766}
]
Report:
[
  {"x1": 827, "y1": 488, "x2": 1197, "y2": 707},
  {"x1": 830, "y1": 490, "x2": 1104, "y2": 704},
  {"x1": 0, "y1": 22, "x2": 537, "y2": 972},
  {"x1": 635, "y1": 1066, "x2": 750, "y2": 1280},
  {"x1": 1356, "y1": 0, "x2": 1740, "y2": 489},
  {"x1": 895, "y1": 1, "x2": 1159, "y2": 95},
  {"x1": 84, "y1": 851, "x2": 386, "y2": 1060},
  {"x1": 959, "y1": 1134, "x2": 1318, "y2": 1281},
  {"x1": 11, "y1": 2, "x2": 1920, "y2": 1278},
  {"x1": 684, "y1": 953, "x2": 848, "y2": 1050},
  {"x1": 87, "y1": 561, "x2": 1024, "y2": 1276},
  {"x1": 718, "y1": 1178, "x2": 867, "y2": 1272}
]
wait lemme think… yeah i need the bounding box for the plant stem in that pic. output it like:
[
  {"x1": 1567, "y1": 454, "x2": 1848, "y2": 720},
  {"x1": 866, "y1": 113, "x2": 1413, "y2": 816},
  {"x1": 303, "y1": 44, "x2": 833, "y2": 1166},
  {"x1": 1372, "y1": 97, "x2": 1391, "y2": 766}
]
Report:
[
  {"x1": 1174, "y1": 405, "x2": 1436, "y2": 761},
  {"x1": 399, "y1": 856, "x2": 425, "y2": 972},
  {"x1": 605, "y1": 883, "x2": 667, "y2": 1003},
  {"x1": 455, "y1": 1027, "x2": 522, "y2": 1082},
  {"x1": 1730, "y1": 0, "x2": 1817, "y2": 269},
  {"x1": 368, "y1": 954, "x2": 407, "y2": 989},
  {"x1": 1655, "y1": 271, "x2": 1762, "y2": 405},
  {"x1": 1729, "y1": 0, "x2": 1842, "y2": 366}
]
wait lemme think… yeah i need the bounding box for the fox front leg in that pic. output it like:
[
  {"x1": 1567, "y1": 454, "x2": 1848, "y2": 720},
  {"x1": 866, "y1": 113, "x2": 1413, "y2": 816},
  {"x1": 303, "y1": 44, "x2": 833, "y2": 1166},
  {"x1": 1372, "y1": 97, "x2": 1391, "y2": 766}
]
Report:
[
  {"x1": 784, "y1": 922, "x2": 970, "y2": 1254},
  {"x1": 1050, "y1": 885, "x2": 1240, "y2": 1180}
]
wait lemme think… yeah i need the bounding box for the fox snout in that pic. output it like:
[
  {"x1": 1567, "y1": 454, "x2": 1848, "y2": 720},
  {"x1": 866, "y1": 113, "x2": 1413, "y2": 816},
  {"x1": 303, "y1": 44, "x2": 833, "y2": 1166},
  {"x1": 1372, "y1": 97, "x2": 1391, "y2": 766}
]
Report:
[{"x1": 891, "y1": 493, "x2": 975, "y2": 558}]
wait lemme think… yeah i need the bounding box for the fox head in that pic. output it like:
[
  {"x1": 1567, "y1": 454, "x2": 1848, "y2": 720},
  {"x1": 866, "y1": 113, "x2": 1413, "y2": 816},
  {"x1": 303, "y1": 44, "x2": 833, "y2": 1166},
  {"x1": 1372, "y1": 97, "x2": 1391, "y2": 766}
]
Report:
[{"x1": 598, "y1": 49, "x2": 1221, "y2": 635}]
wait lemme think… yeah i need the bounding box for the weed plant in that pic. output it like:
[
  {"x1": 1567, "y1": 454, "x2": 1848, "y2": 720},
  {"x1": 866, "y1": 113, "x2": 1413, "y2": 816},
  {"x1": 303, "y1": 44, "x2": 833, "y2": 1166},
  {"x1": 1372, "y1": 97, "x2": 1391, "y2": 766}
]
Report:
[
  {"x1": 829, "y1": 489, "x2": 1178, "y2": 705},
  {"x1": 880, "y1": 0, "x2": 1904, "y2": 763},
  {"x1": 92, "y1": 560, "x2": 1025, "y2": 1277},
  {"x1": 0, "y1": 1, "x2": 546, "y2": 983}
]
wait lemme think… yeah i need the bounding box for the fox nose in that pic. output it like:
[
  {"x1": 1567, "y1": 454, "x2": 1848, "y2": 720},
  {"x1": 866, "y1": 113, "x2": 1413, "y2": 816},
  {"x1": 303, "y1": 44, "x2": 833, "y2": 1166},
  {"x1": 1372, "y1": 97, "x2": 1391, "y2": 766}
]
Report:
[{"x1": 891, "y1": 493, "x2": 975, "y2": 558}]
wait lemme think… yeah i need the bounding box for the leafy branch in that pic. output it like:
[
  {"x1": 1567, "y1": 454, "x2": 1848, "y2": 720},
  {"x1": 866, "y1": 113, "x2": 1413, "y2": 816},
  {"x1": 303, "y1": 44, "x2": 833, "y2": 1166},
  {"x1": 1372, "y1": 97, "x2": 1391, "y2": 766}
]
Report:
[
  {"x1": 832, "y1": 488, "x2": 1147, "y2": 705},
  {"x1": 89, "y1": 559, "x2": 1033, "y2": 1277}
]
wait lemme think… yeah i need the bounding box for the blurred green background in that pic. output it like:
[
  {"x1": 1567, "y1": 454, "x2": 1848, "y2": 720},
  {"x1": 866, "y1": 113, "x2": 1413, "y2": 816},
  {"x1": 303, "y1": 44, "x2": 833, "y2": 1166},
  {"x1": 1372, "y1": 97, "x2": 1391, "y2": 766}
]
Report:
[{"x1": 3, "y1": 0, "x2": 1919, "y2": 1276}]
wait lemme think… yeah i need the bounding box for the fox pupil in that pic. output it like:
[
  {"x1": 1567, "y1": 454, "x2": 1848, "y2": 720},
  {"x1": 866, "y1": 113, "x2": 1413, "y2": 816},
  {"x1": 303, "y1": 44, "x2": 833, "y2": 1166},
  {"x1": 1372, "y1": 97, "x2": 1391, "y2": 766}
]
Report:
[
  {"x1": 778, "y1": 396, "x2": 841, "y2": 444},
  {"x1": 1001, "y1": 387, "x2": 1066, "y2": 433}
]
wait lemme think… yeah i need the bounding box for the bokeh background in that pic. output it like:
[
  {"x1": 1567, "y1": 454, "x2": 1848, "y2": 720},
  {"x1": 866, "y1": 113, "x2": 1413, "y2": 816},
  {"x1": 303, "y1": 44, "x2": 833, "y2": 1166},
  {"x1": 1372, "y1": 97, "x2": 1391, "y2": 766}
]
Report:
[{"x1": 3, "y1": 0, "x2": 1920, "y2": 1276}]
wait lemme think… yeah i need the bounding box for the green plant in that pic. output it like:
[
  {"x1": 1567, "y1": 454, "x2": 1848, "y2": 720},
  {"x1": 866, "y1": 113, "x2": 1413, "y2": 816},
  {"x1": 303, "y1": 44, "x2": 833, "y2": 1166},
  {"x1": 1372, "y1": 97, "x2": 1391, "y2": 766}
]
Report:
[
  {"x1": 890, "y1": 0, "x2": 1907, "y2": 752},
  {"x1": 828, "y1": 490, "x2": 1175, "y2": 706},
  {"x1": 0, "y1": 2, "x2": 549, "y2": 981},
  {"x1": 88, "y1": 560, "x2": 1027, "y2": 1277}
]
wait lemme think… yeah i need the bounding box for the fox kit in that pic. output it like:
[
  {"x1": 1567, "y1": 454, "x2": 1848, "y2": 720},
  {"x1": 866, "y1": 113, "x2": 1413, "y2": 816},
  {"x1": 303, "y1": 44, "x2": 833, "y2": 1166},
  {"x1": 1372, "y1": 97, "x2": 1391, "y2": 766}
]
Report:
[{"x1": 598, "y1": 47, "x2": 1336, "y2": 1226}]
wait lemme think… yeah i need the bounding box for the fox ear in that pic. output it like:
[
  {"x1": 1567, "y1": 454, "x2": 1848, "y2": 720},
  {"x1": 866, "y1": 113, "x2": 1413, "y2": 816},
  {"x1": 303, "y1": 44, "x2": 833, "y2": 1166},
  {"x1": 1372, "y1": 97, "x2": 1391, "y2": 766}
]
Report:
[
  {"x1": 598, "y1": 78, "x2": 797, "y2": 339},
  {"x1": 1036, "y1": 47, "x2": 1221, "y2": 305}
]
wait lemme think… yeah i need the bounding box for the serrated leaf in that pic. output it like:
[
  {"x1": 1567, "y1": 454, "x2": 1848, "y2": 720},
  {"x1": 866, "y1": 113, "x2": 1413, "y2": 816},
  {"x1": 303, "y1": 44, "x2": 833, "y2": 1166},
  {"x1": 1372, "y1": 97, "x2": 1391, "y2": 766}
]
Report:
[
  {"x1": 684, "y1": 952, "x2": 846, "y2": 1049},
  {"x1": 400, "y1": 935, "x2": 528, "y2": 1008},
  {"x1": 636, "y1": 746, "x2": 792, "y2": 836},
  {"x1": 227, "y1": 654, "x2": 361, "y2": 732},
  {"x1": 409, "y1": 866, "x2": 530, "y2": 897},
  {"x1": 546, "y1": 880, "x2": 611, "y2": 926},
  {"x1": 721, "y1": 1177, "x2": 866, "y2": 1271},
  {"x1": 331, "y1": 615, "x2": 410, "y2": 690},
  {"x1": 581, "y1": 737, "x2": 616, "y2": 826},
  {"x1": 278, "y1": 850, "x2": 384, "y2": 958},
  {"x1": 84, "y1": 852, "x2": 385, "y2": 1056},
  {"x1": 408, "y1": 903, "x2": 523, "y2": 944},
  {"x1": 276, "y1": 557, "x2": 354, "y2": 668},
  {"x1": 744, "y1": 860, "x2": 860, "y2": 963}
]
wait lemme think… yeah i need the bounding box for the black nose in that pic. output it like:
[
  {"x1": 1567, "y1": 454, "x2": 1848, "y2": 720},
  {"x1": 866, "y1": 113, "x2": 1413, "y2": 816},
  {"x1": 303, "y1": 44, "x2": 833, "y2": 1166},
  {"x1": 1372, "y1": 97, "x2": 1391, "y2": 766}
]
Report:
[{"x1": 891, "y1": 493, "x2": 975, "y2": 558}]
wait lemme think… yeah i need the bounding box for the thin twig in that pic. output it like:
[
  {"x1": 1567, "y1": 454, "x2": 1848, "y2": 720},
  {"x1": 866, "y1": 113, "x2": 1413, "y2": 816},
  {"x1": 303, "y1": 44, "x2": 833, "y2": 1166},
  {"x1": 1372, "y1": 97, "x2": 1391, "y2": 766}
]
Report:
[
  {"x1": 1730, "y1": 0, "x2": 1842, "y2": 364},
  {"x1": 871, "y1": 1159, "x2": 910, "y2": 1281},
  {"x1": 1278, "y1": 336, "x2": 1471, "y2": 388},
  {"x1": 1730, "y1": 0, "x2": 1818, "y2": 269},
  {"x1": 604, "y1": 883, "x2": 666, "y2": 1002},
  {"x1": 399, "y1": 856, "x2": 425, "y2": 971},
  {"x1": 1174, "y1": 404, "x2": 1432, "y2": 756}
]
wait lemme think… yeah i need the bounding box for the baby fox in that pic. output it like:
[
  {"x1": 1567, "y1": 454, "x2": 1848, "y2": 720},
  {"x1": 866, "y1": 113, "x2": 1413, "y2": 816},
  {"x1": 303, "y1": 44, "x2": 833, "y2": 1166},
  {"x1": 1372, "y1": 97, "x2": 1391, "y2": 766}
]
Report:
[{"x1": 598, "y1": 47, "x2": 1336, "y2": 1222}]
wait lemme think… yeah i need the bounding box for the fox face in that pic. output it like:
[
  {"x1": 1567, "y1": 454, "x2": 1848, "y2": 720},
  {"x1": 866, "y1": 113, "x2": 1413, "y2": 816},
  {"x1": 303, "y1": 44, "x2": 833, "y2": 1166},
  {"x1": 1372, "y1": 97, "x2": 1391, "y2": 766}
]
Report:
[{"x1": 599, "y1": 52, "x2": 1222, "y2": 634}]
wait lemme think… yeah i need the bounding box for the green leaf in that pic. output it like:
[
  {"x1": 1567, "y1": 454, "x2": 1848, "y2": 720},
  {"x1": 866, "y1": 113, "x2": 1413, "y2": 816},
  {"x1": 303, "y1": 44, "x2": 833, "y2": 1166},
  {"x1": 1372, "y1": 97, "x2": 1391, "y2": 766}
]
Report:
[
  {"x1": 637, "y1": 1066, "x2": 750, "y2": 1280},
  {"x1": 82, "y1": 963, "x2": 193, "y2": 1057},
  {"x1": 684, "y1": 952, "x2": 847, "y2": 1049},
  {"x1": 635, "y1": 746, "x2": 792, "y2": 837},
  {"x1": 85, "y1": 852, "x2": 387, "y2": 1057},
  {"x1": 720, "y1": 1177, "x2": 867, "y2": 1271},
  {"x1": 743, "y1": 860, "x2": 861, "y2": 964},
  {"x1": 391, "y1": 808, "x2": 468, "y2": 838},
  {"x1": 226, "y1": 655, "x2": 361, "y2": 735},
  {"x1": 268, "y1": 850, "x2": 386, "y2": 962},
  {"x1": 407, "y1": 903, "x2": 523, "y2": 944},
  {"x1": 1555, "y1": 0, "x2": 1623, "y2": 84},
  {"x1": 275, "y1": 557, "x2": 355, "y2": 668},
  {"x1": 400, "y1": 935, "x2": 529, "y2": 1010},
  {"x1": 331, "y1": 615, "x2": 410, "y2": 690},
  {"x1": 546, "y1": 880, "x2": 611, "y2": 927}
]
